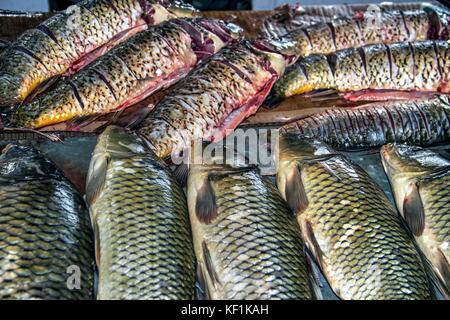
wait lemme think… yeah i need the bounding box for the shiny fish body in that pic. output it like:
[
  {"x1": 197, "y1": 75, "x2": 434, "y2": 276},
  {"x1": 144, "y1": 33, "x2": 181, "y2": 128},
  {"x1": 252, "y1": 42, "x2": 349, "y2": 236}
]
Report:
[
  {"x1": 86, "y1": 126, "x2": 195, "y2": 300},
  {"x1": 276, "y1": 136, "x2": 433, "y2": 299},
  {"x1": 0, "y1": 144, "x2": 94, "y2": 299},
  {"x1": 381, "y1": 143, "x2": 450, "y2": 295},
  {"x1": 137, "y1": 40, "x2": 291, "y2": 160},
  {"x1": 9, "y1": 19, "x2": 241, "y2": 129},
  {"x1": 273, "y1": 40, "x2": 450, "y2": 99},
  {"x1": 284, "y1": 6, "x2": 449, "y2": 57},
  {"x1": 0, "y1": 0, "x2": 195, "y2": 108},
  {"x1": 187, "y1": 161, "x2": 314, "y2": 299},
  {"x1": 281, "y1": 95, "x2": 450, "y2": 150}
]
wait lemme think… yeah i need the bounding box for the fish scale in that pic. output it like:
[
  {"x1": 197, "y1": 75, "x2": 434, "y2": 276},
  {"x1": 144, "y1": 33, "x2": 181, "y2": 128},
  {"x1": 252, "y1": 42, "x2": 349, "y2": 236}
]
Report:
[
  {"x1": 272, "y1": 40, "x2": 450, "y2": 99},
  {"x1": 10, "y1": 18, "x2": 241, "y2": 129},
  {"x1": 0, "y1": 145, "x2": 94, "y2": 299},
  {"x1": 276, "y1": 138, "x2": 434, "y2": 299},
  {"x1": 281, "y1": 96, "x2": 450, "y2": 149},
  {"x1": 188, "y1": 164, "x2": 314, "y2": 300},
  {"x1": 0, "y1": 0, "x2": 196, "y2": 108},
  {"x1": 137, "y1": 40, "x2": 288, "y2": 160},
  {"x1": 86, "y1": 126, "x2": 195, "y2": 300},
  {"x1": 279, "y1": 6, "x2": 448, "y2": 57}
]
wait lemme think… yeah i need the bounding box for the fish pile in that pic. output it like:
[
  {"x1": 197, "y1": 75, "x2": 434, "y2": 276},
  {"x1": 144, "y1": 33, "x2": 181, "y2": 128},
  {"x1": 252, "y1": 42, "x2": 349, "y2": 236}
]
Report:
[
  {"x1": 0, "y1": 0, "x2": 449, "y2": 301},
  {"x1": 0, "y1": 0, "x2": 196, "y2": 108},
  {"x1": 9, "y1": 18, "x2": 242, "y2": 129},
  {"x1": 137, "y1": 39, "x2": 295, "y2": 159}
]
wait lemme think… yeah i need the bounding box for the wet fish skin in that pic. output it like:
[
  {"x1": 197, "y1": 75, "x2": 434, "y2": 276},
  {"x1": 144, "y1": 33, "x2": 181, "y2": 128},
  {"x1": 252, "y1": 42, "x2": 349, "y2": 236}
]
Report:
[
  {"x1": 281, "y1": 95, "x2": 450, "y2": 150},
  {"x1": 276, "y1": 136, "x2": 434, "y2": 300},
  {"x1": 0, "y1": 144, "x2": 94, "y2": 299},
  {"x1": 284, "y1": 6, "x2": 448, "y2": 57},
  {"x1": 86, "y1": 126, "x2": 195, "y2": 300},
  {"x1": 137, "y1": 39, "x2": 293, "y2": 160},
  {"x1": 9, "y1": 18, "x2": 242, "y2": 129},
  {"x1": 188, "y1": 159, "x2": 314, "y2": 299},
  {"x1": 272, "y1": 40, "x2": 450, "y2": 99},
  {"x1": 381, "y1": 143, "x2": 450, "y2": 295},
  {"x1": 0, "y1": 0, "x2": 196, "y2": 108}
]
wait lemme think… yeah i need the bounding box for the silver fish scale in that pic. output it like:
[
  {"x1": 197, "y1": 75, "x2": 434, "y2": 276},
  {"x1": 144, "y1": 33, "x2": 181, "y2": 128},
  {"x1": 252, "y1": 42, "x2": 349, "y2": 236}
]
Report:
[
  {"x1": 93, "y1": 155, "x2": 195, "y2": 299},
  {"x1": 0, "y1": 176, "x2": 94, "y2": 299},
  {"x1": 300, "y1": 155, "x2": 432, "y2": 299},
  {"x1": 202, "y1": 170, "x2": 313, "y2": 300}
]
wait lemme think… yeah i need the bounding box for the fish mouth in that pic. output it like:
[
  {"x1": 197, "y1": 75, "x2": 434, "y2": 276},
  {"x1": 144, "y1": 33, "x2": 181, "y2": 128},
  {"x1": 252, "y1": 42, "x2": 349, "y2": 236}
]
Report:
[{"x1": 164, "y1": 0, "x2": 197, "y2": 17}]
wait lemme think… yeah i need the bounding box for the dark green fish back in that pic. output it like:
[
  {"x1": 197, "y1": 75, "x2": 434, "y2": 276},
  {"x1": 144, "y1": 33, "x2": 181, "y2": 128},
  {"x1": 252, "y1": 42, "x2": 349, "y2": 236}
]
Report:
[
  {"x1": 92, "y1": 153, "x2": 195, "y2": 299},
  {"x1": 0, "y1": 147, "x2": 94, "y2": 299},
  {"x1": 198, "y1": 169, "x2": 313, "y2": 299},
  {"x1": 281, "y1": 97, "x2": 450, "y2": 149}
]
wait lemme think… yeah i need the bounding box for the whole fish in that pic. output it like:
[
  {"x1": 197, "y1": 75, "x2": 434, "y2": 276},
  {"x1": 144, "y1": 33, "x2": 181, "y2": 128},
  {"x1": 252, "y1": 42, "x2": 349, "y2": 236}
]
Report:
[
  {"x1": 280, "y1": 95, "x2": 450, "y2": 150},
  {"x1": 280, "y1": 6, "x2": 449, "y2": 57},
  {"x1": 0, "y1": 144, "x2": 94, "y2": 299},
  {"x1": 276, "y1": 135, "x2": 434, "y2": 299},
  {"x1": 85, "y1": 126, "x2": 195, "y2": 300},
  {"x1": 187, "y1": 155, "x2": 314, "y2": 299},
  {"x1": 137, "y1": 39, "x2": 295, "y2": 160},
  {"x1": 0, "y1": 0, "x2": 196, "y2": 108},
  {"x1": 9, "y1": 19, "x2": 242, "y2": 129},
  {"x1": 381, "y1": 143, "x2": 450, "y2": 296},
  {"x1": 272, "y1": 40, "x2": 450, "y2": 101}
]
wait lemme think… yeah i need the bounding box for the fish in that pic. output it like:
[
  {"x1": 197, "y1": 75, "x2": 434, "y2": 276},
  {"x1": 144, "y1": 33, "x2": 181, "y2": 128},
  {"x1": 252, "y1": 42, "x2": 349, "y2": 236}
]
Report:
[
  {"x1": 8, "y1": 18, "x2": 242, "y2": 129},
  {"x1": 280, "y1": 95, "x2": 450, "y2": 150},
  {"x1": 85, "y1": 126, "x2": 195, "y2": 300},
  {"x1": 271, "y1": 40, "x2": 450, "y2": 102},
  {"x1": 381, "y1": 143, "x2": 450, "y2": 296},
  {"x1": 0, "y1": 144, "x2": 94, "y2": 299},
  {"x1": 0, "y1": 0, "x2": 196, "y2": 108},
  {"x1": 137, "y1": 39, "x2": 295, "y2": 160},
  {"x1": 187, "y1": 150, "x2": 315, "y2": 299},
  {"x1": 276, "y1": 135, "x2": 434, "y2": 299},
  {"x1": 276, "y1": 5, "x2": 449, "y2": 57}
]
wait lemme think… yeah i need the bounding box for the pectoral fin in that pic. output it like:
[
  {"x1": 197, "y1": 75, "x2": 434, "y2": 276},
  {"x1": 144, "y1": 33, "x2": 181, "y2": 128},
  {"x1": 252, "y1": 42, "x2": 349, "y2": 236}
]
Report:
[
  {"x1": 195, "y1": 176, "x2": 217, "y2": 224},
  {"x1": 85, "y1": 153, "x2": 109, "y2": 205},
  {"x1": 403, "y1": 182, "x2": 425, "y2": 236},
  {"x1": 285, "y1": 164, "x2": 309, "y2": 214}
]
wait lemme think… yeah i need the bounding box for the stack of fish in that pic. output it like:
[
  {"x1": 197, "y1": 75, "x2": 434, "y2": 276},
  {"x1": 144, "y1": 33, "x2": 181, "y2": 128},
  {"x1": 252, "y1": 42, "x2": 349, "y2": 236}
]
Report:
[{"x1": 0, "y1": 0, "x2": 449, "y2": 300}]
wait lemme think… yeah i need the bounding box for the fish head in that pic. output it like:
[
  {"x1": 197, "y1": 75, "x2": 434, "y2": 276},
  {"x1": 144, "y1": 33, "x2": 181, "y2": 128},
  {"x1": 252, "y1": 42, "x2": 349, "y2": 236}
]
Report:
[
  {"x1": 95, "y1": 125, "x2": 151, "y2": 159},
  {"x1": 279, "y1": 133, "x2": 335, "y2": 164},
  {"x1": 0, "y1": 144, "x2": 56, "y2": 179},
  {"x1": 380, "y1": 143, "x2": 450, "y2": 178}
]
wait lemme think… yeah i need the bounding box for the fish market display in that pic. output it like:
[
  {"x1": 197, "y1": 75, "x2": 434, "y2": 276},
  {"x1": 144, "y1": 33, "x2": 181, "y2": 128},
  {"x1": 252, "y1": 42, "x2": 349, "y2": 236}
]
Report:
[
  {"x1": 137, "y1": 39, "x2": 294, "y2": 160},
  {"x1": 276, "y1": 135, "x2": 434, "y2": 300},
  {"x1": 0, "y1": 0, "x2": 196, "y2": 108},
  {"x1": 272, "y1": 6, "x2": 449, "y2": 56},
  {"x1": 9, "y1": 19, "x2": 242, "y2": 129},
  {"x1": 187, "y1": 154, "x2": 314, "y2": 299},
  {"x1": 86, "y1": 126, "x2": 195, "y2": 299},
  {"x1": 271, "y1": 40, "x2": 450, "y2": 101},
  {"x1": 0, "y1": 144, "x2": 94, "y2": 299},
  {"x1": 381, "y1": 143, "x2": 450, "y2": 295},
  {"x1": 280, "y1": 95, "x2": 450, "y2": 150}
]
